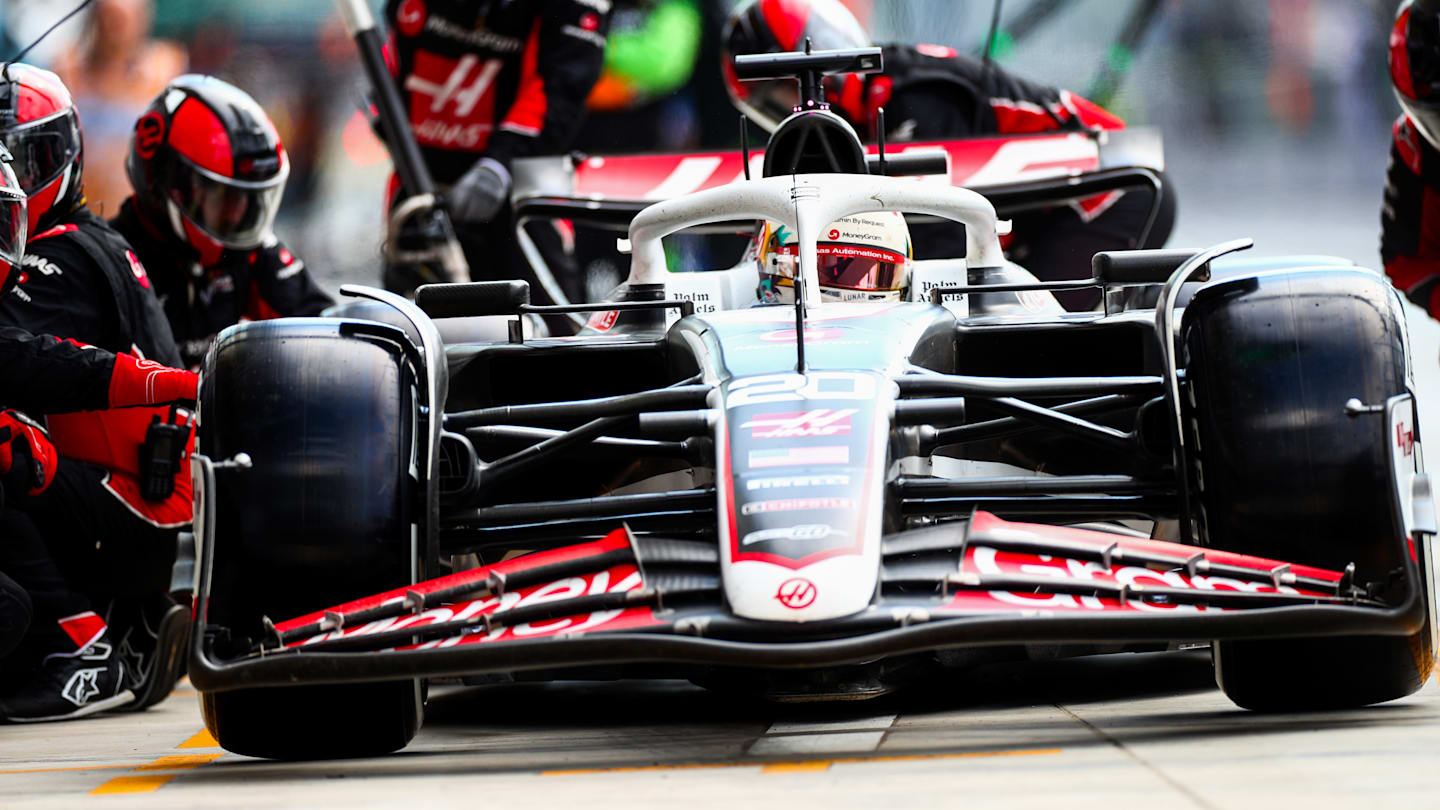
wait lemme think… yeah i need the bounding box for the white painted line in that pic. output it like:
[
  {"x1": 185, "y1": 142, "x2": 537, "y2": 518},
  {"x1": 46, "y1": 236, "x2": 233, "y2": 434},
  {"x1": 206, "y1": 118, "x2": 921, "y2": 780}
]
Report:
[
  {"x1": 748, "y1": 731, "x2": 887, "y2": 757},
  {"x1": 764, "y1": 714, "x2": 897, "y2": 735}
]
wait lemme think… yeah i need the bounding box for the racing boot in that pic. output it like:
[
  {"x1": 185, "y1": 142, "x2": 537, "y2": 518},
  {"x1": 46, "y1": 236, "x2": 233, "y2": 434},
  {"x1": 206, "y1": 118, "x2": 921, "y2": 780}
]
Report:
[
  {"x1": 0, "y1": 627, "x2": 133, "y2": 722},
  {"x1": 107, "y1": 595, "x2": 190, "y2": 712}
]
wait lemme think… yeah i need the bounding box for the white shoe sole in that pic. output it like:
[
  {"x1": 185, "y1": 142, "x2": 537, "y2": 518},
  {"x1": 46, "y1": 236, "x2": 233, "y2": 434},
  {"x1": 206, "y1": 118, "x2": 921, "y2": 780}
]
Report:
[{"x1": 5, "y1": 689, "x2": 137, "y2": 723}]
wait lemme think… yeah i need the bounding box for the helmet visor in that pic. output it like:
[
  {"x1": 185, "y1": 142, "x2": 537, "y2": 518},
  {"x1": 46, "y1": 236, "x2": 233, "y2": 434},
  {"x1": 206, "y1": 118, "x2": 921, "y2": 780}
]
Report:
[
  {"x1": 0, "y1": 160, "x2": 25, "y2": 295},
  {"x1": 0, "y1": 193, "x2": 23, "y2": 263},
  {"x1": 0, "y1": 110, "x2": 80, "y2": 195},
  {"x1": 0, "y1": 158, "x2": 25, "y2": 258},
  {"x1": 170, "y1": 155, "x2": 287, "y2": 249},
  {"x1": 768, "y1": 243, "x2": 907, "y2": 292},
  {"x1": 1401, "y1": 91, "x2": 1440, "y2": 150},
  {"x1": 816, "y1": 244, "x2": 906, "y2": 291}
]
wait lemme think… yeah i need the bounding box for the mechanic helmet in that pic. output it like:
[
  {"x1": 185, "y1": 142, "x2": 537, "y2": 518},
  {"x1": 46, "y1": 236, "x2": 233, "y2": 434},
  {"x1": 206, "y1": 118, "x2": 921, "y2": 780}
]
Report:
[
  {"x1": 757, "y1": 211, "x2": 911, "y2": 303},
  {"x1": 722, "y1": 0, "x2": 870, "y2": 132},
  {"x1": 1392, "y1": 0, "x2": 1440, "y2": 149},
  {"x1": 0, "y1": 146, "x2": 27, "y2": 299},
  {"x1": 0, "y1": 64, "x2": 84, "y2": 235},
  {"x1": 126, "y1": 75, "x2": 288, "y2": 263}
]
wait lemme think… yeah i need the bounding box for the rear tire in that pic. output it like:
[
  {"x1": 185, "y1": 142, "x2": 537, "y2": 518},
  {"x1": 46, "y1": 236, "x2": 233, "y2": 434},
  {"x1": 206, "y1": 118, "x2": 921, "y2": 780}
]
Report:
[
  {"x1": 198, "y1": 319, "x2": 421, "y2": 758},
  {"x1": 1183, "y1": 268, "x2": 1433, "y2": 711}
]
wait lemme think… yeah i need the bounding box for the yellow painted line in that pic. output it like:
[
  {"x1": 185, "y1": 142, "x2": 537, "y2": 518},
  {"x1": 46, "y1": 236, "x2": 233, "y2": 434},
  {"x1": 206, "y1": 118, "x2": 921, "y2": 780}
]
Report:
[
  {"x1": 178, "y1": 729, "x2": 219, "y2": 749},
  {"x1": 133, "y1": 754, "x2": 221, "y2": 772},
  {"x1": 0, "y1": 763, "x2": 140, "y2": 776},
  {"x1": 761, "y1": 761, "x2": 831, "y2": 773},
  {"x1": 90, "y1": 774, "x2": 182, "y2": 795},
  {"x1": 88, "y1": 743, "x2": 222, "y2": 795},
  {"x1": 543, "y1": 747, "x2": 1061, "y2": 776}
]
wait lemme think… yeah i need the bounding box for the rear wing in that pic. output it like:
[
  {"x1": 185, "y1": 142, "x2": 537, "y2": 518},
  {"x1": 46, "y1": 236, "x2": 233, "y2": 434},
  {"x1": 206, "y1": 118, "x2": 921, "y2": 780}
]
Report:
[{"x1": 509, "y1": 127, "x2": 1165, "y2": 233}]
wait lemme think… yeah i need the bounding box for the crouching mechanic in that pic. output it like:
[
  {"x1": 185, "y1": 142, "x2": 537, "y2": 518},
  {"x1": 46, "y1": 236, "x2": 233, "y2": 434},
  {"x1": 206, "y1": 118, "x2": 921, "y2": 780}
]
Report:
[
  {"x1": 0, "y1": 64, "x2": 197, "y2": 721},
  {"x1": 0, "y1": 156, "x2": 196, "y2": 675},
  {"x1": 111, "y1": 75, "x2": 332, "y2": 370},
  {"x1": 381, "y1": 0, "x2": 611, "y2": 303},
  {"x1": 1384, "y1": 0, "x2": 1440, "y2": 322},
  {"x1": 0, "y1": 336, "x2": 198, "y2": 722},
  {"x1": 723, "y1": 0, "x2": 1176, "y2": 310}
]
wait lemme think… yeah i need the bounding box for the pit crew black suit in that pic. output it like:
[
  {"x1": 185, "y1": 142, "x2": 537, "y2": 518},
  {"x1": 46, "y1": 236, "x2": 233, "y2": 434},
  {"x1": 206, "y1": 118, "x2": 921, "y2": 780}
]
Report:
[
  {"x1": 382, "y1": 0, "x2": 610, "y2": 305},
  {"x1": 0, "y1": 328, "x2": 115, "y2": 659},
  {"x1": 111, "y1": 198, "x2": 333, "y2": 370},
  {"x1": 829, "y1": 44, "x2": 1176, "y2": 309},
  {"x1": 0, "y1": 208, "x2": 192, "y2": 670},
  {"x1": 0, "y1": 325, "x2": 198, "y2": 660},
  {"x1": 1382, "y1": 114, "x2": 1440, "y2": 319},
  {"x1": 0, "y1": 327, "x2": 117, "y2": 413}
]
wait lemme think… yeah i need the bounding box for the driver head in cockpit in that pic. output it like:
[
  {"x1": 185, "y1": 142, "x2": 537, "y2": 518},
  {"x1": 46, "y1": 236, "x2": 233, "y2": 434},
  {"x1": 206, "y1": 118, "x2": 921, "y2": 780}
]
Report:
[{"x1": 756, "y1": 210, "x2": 912, "y2": 303}]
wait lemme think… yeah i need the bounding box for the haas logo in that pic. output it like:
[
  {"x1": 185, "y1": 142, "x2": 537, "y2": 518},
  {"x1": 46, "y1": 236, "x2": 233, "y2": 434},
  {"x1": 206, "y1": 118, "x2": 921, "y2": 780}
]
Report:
[
  {"x1": 776, "y1": 577, "x2": 817, "y2": 609},
  {"x1": 1397, "y1": 422, "x2": 1416, "y2": 457}
]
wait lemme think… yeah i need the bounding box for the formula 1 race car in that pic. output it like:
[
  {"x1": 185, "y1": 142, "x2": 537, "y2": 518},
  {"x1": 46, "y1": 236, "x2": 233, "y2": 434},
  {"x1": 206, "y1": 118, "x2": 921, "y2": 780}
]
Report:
[{"x1": 186, "y1": 48, "x2": 1437, "y2": 759}]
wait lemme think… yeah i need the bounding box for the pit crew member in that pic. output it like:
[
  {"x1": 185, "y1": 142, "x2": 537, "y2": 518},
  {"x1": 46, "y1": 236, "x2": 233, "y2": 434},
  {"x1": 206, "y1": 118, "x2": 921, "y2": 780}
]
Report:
[
  {"x1": 0, "y1": 154, "x2": 195, "y2": 673},
  {"x1": 111, "y1": 75, "x2": 332, "y2": 370},
  {"x1": 1384, "y1": 0, "x2": 1440, "y2": 322},
  {"x1": 0, "y1": 64, "x2": 193, "y2": 721},
  {"x1": 723, "y1": 0, "x2": 1176, "y2": 310},
  {"x1": 381, "y1": 0, "x2": 611, "y2": 299}
]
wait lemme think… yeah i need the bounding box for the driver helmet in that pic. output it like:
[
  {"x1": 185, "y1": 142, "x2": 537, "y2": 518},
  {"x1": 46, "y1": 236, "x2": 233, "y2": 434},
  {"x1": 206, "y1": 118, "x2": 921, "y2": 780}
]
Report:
[
  {"x1": 757, "y1": 210, "x2": 911, "y2": 303},
  {"x1": 722, "y1": 0, "x2": 870, "y2": 132},
  {"x1": 0, "y1": 64, "x2": 84, "y2": 235},
  {"x1": 126, "y1": 75, "x2": 288, "y2": 264},
  {"x1": 0, "y1": 146, "x2": 27, "y2": 298},
  {"x1": 1392, "y1": 0, "x2": 1440, "y2": 149}
]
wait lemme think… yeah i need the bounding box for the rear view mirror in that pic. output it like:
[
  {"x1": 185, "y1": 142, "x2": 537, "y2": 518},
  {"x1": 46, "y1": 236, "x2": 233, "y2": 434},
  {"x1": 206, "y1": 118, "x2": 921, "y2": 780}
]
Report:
[{"x1": 415, "y1": 281, "x2": 531, "y2": 318}]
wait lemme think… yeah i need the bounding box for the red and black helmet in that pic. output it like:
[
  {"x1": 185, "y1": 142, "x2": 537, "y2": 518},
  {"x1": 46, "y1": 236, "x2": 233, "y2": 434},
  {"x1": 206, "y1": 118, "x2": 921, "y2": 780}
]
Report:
[
  {"x1": 0, "y1": 145, "x2": 28, "y2": 298},
  {"x1": 0, "y1": 64, "x2": 84, "y2": 235},
  {"x1": 126, "y1": 75, "x2": 288, "y2": 263},
  {"x1": 722, "y1": 0, "x2": 870, "y2": 132},
  {"x1": 1392, "y1": 0, "x2": 1440, "y2": 149}
]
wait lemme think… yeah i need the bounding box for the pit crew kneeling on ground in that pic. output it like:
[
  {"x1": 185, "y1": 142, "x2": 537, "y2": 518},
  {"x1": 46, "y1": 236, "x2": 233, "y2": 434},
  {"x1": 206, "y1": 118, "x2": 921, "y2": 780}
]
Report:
[
  {"x1": 111, "y1": 75, "x2": 332, "y2": 370},
  {"x1": 0, "y1": 65, "x2": 195, "y2": 722},
  {"x1": 0, "y1": 159, "x2": 195, "y2": 672},
  {"x1": 723, "y1": 0, "x2": 1176, "y2": 311}
]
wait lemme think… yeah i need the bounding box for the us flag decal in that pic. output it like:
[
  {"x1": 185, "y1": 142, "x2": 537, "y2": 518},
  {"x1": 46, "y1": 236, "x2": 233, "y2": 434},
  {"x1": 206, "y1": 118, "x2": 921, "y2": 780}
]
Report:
[{"x1": 748, "y1": 446, "x2": 849, "y2": 469}]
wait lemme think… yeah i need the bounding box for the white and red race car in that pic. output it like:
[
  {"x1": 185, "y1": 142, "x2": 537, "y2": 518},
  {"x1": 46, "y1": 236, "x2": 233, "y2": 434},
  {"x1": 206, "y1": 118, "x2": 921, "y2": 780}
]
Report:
[{"x1": 186, "y1": 48, "x2": 1436, "y2": 760}]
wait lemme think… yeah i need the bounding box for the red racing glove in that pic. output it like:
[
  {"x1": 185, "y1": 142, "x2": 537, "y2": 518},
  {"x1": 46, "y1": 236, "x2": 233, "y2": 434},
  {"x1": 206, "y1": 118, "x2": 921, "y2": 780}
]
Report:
[
  {"x1": 108, "y1": 353, "x2": 200, "y2": 408},
  {"x1": 0, "y1": 410, "x2": 57, "y2": 496}
]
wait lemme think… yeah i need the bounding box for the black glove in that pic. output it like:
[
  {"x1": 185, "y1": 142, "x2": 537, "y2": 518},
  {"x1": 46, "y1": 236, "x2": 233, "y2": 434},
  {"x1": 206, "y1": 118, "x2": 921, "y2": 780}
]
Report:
[{"x1": 448, "y1": 157, "x2": 511, "y2": 225}]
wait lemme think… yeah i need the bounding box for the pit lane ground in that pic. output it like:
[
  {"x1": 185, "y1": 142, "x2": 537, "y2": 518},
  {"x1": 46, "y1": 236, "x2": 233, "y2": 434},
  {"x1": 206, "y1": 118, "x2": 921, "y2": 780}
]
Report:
[{"x1": 3, "y1": 651, "x2": 1438, "y2": 809}]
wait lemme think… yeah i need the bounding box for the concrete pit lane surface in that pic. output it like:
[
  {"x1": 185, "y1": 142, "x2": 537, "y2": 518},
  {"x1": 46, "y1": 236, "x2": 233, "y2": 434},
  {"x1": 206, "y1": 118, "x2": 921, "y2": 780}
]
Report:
[{"x1": 2, "y1": 652, "x2": 1439, "y2": 809}]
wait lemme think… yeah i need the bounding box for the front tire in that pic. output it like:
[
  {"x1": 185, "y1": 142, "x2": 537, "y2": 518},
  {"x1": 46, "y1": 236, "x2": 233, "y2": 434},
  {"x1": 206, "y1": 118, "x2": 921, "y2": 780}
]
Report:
[
  {"x1": 1183, "y1": 268, "x2": 1433, "y2": 711},
  {"x1": 198, "y1": 319, "x2": 422, "y2": 758}
]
